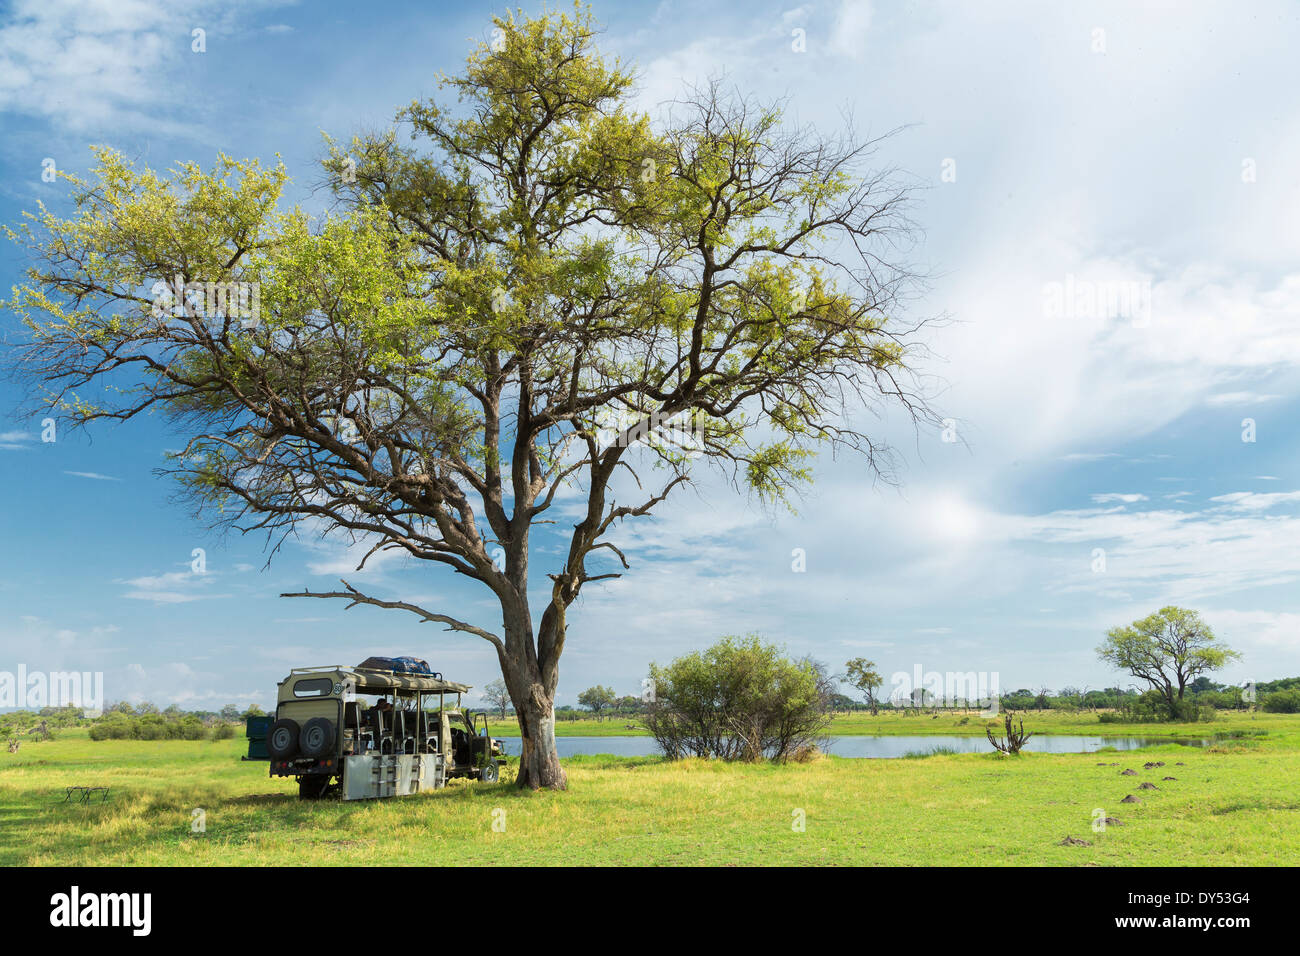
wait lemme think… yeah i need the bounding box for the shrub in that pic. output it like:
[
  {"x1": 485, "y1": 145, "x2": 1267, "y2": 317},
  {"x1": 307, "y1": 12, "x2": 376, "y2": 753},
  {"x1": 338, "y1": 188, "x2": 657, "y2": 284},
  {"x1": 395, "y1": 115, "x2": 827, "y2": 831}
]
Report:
[
  {"x1": 790, "y1": 743, "x2": 823, "y2": 763},
  {"x1": 88, "y1": 714, "x2": 135, "y2": 740},
  {"x1": 1261, "y1": 689, "x2": 1300, "y2": 713},
  {"x1": 1113, "y1": 690, "x2": 1205, "y2": 722},
  {"x1": 1107, "y1": 694, "x2": 1221, "y2": 722},
  {"x1": 88, "y1": 710, "x2": 235, "y2": 740},
  {"x1": 644, "y1": 635, "x2": 832, "y2": 762}
]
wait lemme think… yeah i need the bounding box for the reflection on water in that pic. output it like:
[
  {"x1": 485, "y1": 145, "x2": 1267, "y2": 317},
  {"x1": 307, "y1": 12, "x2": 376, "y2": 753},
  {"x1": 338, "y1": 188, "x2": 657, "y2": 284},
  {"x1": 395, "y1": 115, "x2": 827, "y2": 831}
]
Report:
[{"x1": 493, "y1": 734, "x2": 1210, "y2": 759}]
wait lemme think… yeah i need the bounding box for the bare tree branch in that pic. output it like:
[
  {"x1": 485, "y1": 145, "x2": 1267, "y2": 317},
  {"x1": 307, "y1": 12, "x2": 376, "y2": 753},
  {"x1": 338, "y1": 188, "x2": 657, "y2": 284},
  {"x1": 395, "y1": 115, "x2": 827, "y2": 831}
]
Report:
[{"x1": 282, "y1": 579, "x2": 504, "y2": 651}]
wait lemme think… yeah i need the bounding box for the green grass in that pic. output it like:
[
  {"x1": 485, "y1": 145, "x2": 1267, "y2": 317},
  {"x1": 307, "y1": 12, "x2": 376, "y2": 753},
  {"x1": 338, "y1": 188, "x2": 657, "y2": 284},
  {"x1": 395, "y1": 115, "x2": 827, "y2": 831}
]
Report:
[{"x1": 3, "y1": 717, "x2": 1299, "y2": 866}]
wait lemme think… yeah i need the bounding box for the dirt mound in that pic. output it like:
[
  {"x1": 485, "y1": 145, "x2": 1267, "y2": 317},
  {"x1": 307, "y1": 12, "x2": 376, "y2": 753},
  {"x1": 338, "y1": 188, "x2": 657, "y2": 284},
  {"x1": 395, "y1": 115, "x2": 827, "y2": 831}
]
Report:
[
  {"x1": 1058, "y1": 835, "x2": 1093, "y2": 846},
  {"x1": 1102, "y1": 816, "x2": 1124, "y2": 826},
  {"x1": 1138, "y1": 782, "x2": 1158, "y2": 790},
  {"x1": 1162, "y1": 775, "x2": 1177, "y2": 780},
  {"x1": 1120, "y1": 794, "x2": 1141, "y2": 803},
  {"x1": 1120, "y1": 768, "x2": 1137, "y2": 775}
]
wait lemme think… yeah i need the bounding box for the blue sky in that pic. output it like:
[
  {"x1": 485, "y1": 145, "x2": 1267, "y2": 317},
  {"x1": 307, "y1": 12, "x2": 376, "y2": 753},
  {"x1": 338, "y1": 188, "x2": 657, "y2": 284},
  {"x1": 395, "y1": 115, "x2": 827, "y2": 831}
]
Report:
[{"x1": 1, "y1": 0, "x2": 1297, "y2": 711}]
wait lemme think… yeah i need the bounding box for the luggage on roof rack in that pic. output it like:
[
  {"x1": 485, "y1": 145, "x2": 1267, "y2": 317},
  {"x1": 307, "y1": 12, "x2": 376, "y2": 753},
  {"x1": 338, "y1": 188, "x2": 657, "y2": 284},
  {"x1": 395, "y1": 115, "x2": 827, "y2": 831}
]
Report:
[{"x1": 356, "y1": 655, "x2": 439, "y2": 678}]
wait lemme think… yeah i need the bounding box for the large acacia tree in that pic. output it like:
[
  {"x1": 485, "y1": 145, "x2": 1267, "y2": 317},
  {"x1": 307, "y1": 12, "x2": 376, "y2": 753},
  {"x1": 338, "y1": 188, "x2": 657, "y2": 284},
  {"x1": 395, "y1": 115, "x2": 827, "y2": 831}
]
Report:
[
  {"x1": 1098, "y1": 606, "x2": 1240, "y2": 718},
  {"x1": 4, "y1": 7, "x2": 933, "y2": 789}
]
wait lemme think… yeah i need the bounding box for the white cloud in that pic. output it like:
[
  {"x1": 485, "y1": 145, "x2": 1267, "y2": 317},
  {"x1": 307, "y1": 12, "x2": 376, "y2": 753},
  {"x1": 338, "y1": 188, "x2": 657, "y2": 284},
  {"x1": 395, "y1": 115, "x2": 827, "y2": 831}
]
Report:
[
  {"x1": 0, "y1": 0, "x2": 189, "y2": 130},
  {"x1": 1205, "y1": 391, "x2": 1282, "y2": 406},
  {"x1": 121, "y1": 569, "x2": 226, "y2": 604},
  {"x1": 1091, "y1": 493, "x2": 1148, "y2": 504},
  {"x1": 0, "y1": 615, "x2": 129, "y2": 674},
  {"x1": 1208, "y1": 491, "x2": 1300, "y2": 511},
  {"x1": 1207, "y1": 610, "x2": 1300, "y2": 653},
  {"x1": 828, "y1": 0, "x2": 872, "y2": 58},
  {"x1": 937, "y1": 258, "x2": 1300, "y2": 466},
  {"x1": 299, "y1": 534, "x2": 411, "y2": 578},
  {"x1": 0, "y1": 0, "x2": 287, "y2": 132}
]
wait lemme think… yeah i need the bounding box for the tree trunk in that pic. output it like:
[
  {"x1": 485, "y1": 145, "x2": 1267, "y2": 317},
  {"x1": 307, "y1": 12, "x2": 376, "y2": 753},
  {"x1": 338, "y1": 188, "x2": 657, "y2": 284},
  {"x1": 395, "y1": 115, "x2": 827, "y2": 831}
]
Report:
[
  {"x1": 494, "y1": 553, "x2": 572, "y2": 789},
  {"x1": 1162, "y1": 682, "x2": 1178, "y2": 718},
  {"x1": 514, "y1": 687, "x2": 566, "y2": 790},
  {"x1": 496, "y1": 612, "x2": 566, "y2": 790}
]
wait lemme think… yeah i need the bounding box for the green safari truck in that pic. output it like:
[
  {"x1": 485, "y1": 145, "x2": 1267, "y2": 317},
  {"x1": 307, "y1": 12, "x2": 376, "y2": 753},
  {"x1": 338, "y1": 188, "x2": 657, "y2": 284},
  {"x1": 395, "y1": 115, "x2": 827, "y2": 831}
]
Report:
[{"x1": 265, "y1": 663, "x2": 509, "y2": 799}]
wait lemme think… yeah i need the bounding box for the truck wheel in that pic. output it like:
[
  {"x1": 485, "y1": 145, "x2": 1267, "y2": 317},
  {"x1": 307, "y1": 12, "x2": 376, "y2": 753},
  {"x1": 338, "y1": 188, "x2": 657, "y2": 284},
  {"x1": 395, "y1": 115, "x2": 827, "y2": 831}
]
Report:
[
  {"x1": 481, "y1": 759, "x2": 500, "y2": 783},
  {"x1": 300, "y1": 717, "x2": 335, "y2": 758},
  {"x1": 267, "y1": 719, "x2": 299, "y2": 760}
]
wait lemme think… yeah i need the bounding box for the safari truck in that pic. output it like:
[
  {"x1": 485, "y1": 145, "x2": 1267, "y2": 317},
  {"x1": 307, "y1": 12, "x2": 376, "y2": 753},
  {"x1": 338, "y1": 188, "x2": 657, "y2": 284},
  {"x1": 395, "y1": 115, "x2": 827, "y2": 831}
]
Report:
[{"x1": 265, "y1": 662, "x2": 509, "y2": 799}]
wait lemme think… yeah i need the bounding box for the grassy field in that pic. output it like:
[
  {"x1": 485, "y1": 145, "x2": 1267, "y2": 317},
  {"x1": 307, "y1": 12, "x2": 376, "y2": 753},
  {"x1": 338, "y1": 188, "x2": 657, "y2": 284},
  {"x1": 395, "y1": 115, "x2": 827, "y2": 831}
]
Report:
[
  {"x1": 2, "y1": 716, "x2": 1297, "y2": 865},
  {"x1": 540, "y1": 709, "x2": 1286, "y2": 738}
]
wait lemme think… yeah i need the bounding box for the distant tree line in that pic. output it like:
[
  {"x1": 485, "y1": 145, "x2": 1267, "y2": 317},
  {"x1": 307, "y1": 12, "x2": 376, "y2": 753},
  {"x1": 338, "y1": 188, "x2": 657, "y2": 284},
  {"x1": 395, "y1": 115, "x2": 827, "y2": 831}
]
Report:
[
  {"x1": 0, "y1": 704, "x2": 87, "y2": 743},
  {"x1": 2, "y1": 701, "x2": 268, "y2": 745},
  {"x1": 568, "y1": 677, "x2": 1298, "y2": 723},
  {"x1": 87, "y1": 701, "x2": 260, "y2": 741}
]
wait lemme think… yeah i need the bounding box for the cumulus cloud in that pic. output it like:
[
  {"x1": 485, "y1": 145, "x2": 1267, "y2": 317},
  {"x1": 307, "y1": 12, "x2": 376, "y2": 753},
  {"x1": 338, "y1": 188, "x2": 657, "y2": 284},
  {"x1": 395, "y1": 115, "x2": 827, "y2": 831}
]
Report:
[{"x1": 0, "y1": 0, "x2": 287, "y2": 132}]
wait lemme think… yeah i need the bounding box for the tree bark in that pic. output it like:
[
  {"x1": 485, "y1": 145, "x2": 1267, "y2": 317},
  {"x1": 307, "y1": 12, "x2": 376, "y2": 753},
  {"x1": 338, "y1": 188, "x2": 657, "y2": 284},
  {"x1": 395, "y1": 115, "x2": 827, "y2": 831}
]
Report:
[
  {"x1": 513, "y1": 682, "x2": 566, "y2": 790},
  {"x1": 1161, "y1": 681, "x2": 1178, "y2": 718},
  {"x1": 497, "y1": 609, "x2": 567, "y2": 791}
]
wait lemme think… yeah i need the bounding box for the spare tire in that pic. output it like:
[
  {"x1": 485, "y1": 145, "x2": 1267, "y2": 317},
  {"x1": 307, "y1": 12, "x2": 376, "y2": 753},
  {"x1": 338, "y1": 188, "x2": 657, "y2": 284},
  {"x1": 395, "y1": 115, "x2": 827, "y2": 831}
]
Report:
[
  {"x1": 300, "y1": 717, "x2": 335, "y2": 758},
  {"x1": 267, "y1": 718, "x2": 299, "y2": 759}
]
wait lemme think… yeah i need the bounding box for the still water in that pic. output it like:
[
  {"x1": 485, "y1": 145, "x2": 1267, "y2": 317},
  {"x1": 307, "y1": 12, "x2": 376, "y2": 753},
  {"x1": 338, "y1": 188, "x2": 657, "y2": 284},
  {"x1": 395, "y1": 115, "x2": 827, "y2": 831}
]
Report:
[{"x1": 493, "y1": 734, "x2": 1209, "y2": 759}]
